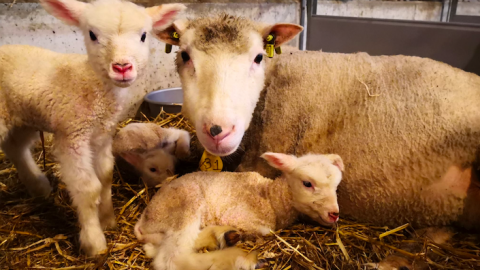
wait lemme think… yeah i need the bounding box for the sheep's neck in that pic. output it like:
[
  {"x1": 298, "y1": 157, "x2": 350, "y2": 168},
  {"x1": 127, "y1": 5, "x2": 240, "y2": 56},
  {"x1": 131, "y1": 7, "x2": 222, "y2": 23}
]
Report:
[{"x1": 267, "y1": 176, "x2": 299, "y2": 229}]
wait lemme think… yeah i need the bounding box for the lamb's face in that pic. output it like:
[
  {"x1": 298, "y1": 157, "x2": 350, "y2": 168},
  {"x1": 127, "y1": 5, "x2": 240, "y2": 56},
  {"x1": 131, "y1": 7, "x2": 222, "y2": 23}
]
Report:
[
  {"x1": 40, "y1": 0, "x2": 185, "y2": 87},
  {"x1": 261, "y1": 153, "x2": 344, "y2": 227},
  {"x1": 81, "y1": 1, "x2": 152, "y2": 87},
  {"x1": 286, "y1": 155, "x2": 343, "y2": 227},
  {"x1": 121, "y1": 149, "x2": 176, "y2": 187},
  {"x1": 140, "y1": 149, "x2": 176, "y2": 187},
  {"x1": 158, "y1": 15, "x2": 302, "y2": 156}
]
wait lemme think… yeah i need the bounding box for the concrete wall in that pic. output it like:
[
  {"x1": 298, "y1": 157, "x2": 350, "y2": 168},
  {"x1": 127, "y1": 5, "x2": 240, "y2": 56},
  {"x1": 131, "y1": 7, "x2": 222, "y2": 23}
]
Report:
[
  {"x1": 316, "y1": 0, "x2": 480, "y2": 21},
  {"x1": 0, "y1": 1, "x2": 300, "y2": 118},
  {"x1": 316, "y1": 1, "x2": 442, "y2": 21}
]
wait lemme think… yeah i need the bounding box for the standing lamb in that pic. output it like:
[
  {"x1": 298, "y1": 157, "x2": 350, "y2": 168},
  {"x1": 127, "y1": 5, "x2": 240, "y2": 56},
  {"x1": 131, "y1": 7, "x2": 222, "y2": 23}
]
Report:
[
  {"x1": 157, "y1": 14, "x2": 480, "y2": 231},
  {"x1": 112, "y1": 123, "x2": 191, "y2": 187},
  {"x1": 134, "y1": 152, "x2": 344, "y2": 270},
  {"x1": 0, "y1": 0, "x2": 186, "y2": 255}
]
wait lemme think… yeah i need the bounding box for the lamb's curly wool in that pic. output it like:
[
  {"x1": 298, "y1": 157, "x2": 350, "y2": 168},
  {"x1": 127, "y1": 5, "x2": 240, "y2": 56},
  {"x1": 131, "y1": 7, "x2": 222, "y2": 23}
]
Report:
[
  {"x1": 240, "y1": 50, "x2": 480, "y2": 230},
  {"x1": 0, "y1": 0, "x2": 186, "y2": 256}
]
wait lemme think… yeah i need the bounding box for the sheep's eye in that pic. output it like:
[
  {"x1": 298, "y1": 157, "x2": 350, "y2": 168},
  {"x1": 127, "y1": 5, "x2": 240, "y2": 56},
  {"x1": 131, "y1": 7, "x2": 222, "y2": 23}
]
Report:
[
  {"x1": 254, "y1": 54, "x2": 263, "y2": 64},
  {"x1": 181, "y1": 51, "x2": 190, "y2": 63},
  {"x1": 89, "y1": 31, "x2": 97, "y2": 41},
  {"x1": 149, "y1": 168, "x2": 157, "y2": 173},
  {"x1": 141, "y1": 32, "x2": 147, "y2": 42},
  {"x1": 303, "y1": 181, "x2": 312, "y2": 188}
]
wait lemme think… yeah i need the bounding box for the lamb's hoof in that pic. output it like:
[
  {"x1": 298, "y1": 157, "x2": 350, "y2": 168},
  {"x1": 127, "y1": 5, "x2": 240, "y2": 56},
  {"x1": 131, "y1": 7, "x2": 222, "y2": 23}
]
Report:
[
  {"x1": 255, "y1": 259, "x2": 268, "y2": 269},
  {"x1": 224, "y1": 230, "x2": 241, "y2": 247},
  {"x1": 80, "y1": 227, "x2": 107, "y2": 257},
  {"x1": 25, "y1": 174, "x2": 52, "y2": 198}
]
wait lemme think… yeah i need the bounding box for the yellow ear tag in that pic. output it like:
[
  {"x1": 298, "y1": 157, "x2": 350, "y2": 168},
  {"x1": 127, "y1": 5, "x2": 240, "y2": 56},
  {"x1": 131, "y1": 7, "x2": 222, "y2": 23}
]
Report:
[
  {"x1": 266, "y1": 44, "x2": 275, "y2": 58},
  {"x1": 265, "y1": 34, "x2": 275, "y2": 58},
  {"x1": 165, "y1": 44, "x2": 172, "y2": 53},
  {"x1": 275, "y1": 46, "x2": 282, "y2": 55},
  {"x1": 165, "y1": 31, "x2": 179, "y2": 54},
  {"x1": 199, "y1": 150, "x2": 223, "y2": 172}
]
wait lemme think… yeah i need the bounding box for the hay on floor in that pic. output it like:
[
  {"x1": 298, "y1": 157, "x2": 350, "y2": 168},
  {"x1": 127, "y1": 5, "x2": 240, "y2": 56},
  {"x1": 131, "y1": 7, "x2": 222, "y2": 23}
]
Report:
[{"x1": 1, "y1": 111, "x2": 479, "y2": 270}]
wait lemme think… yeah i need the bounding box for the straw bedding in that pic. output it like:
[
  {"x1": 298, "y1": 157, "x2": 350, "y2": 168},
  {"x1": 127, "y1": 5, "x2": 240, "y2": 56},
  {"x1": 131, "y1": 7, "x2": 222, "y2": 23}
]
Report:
[{"x1": 0, "y1": 112, "x2": 479, "y2": 270}]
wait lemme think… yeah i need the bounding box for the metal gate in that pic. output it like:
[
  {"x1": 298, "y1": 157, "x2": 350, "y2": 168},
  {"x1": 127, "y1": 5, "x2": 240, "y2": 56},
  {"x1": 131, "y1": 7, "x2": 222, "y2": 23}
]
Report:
[{"x1": 304, "y1": 0, "x2": 480, "y2": 75}]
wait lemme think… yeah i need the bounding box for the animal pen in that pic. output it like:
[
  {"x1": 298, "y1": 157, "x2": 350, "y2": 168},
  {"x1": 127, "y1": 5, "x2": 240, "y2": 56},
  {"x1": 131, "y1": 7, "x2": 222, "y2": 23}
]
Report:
[{"x1": 1, "y1": 0, "x2": 480, "y2": 270}]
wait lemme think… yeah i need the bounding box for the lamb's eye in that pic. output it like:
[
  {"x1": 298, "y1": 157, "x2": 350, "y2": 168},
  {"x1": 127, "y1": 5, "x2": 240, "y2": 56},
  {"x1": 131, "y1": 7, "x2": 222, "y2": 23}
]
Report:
[
  {"x1": 181, "y1": 51, "x2": 190, "y2": 63},
  {"x1": 89, "y1": 31, "x2": 97, "y2": 41},
  {"x1": 254, "y1": 54, "x2": 263, "y2": 64},
  {"x1": 149, "y1": 168, "x2": 157, "y2": 173},
  {"x1": 303, "y1": 181, "x2": 312, "y2": 188},
  {"x1": 141, "y1": 32, "x2": 147, "y2": 42}
]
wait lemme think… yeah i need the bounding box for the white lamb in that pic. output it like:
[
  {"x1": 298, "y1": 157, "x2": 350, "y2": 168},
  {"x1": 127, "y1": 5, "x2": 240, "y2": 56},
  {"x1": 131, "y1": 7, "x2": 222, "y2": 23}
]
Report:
[
  {"x1": 0, "y1": 0, "x2": 186, "y2": 255},
  {"x1": 134, "y1": 152, "x2": 344, "y2": 270},
  {"x1": 112, "y1": 123, "x2": 191, "y2": 187}
]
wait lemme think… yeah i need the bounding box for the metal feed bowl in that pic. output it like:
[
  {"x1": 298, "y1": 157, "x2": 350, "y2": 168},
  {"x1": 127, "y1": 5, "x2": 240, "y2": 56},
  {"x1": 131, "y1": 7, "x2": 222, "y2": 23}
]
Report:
[{"x1": 144, "y1": 87, "x2": 183, "y2": 116}]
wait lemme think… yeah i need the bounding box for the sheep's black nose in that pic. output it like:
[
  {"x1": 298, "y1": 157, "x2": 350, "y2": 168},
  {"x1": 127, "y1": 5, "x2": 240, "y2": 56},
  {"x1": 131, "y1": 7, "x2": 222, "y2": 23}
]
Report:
[{"x1": 209, "y1": 125, "x2": 222, "y2": 137}]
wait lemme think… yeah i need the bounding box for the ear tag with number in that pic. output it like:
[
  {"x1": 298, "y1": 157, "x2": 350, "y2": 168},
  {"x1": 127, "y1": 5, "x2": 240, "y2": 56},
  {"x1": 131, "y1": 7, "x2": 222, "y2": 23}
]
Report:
[
  {"x1": 165, "y1": 31, "x2": 179, "y2": 54},
  {"x1": 199, "y1": 150, "x2": 223, "y2": 172}
]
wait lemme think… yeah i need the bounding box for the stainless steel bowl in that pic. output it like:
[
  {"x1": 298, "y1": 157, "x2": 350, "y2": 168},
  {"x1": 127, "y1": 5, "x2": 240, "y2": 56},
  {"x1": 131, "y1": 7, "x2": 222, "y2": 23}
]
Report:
[{"x1": 144, "y1": 87, "x2": 183, "y2": 115}]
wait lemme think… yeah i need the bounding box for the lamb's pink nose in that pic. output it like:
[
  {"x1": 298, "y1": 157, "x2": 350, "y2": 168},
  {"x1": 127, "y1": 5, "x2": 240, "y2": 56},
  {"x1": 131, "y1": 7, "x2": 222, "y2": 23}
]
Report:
[
  {"x1": 328, "y1": 212, "x2": 339, "y2": 222},
  {"x1": 112, "y1": 63, "x2": 132, "y2": 74}
]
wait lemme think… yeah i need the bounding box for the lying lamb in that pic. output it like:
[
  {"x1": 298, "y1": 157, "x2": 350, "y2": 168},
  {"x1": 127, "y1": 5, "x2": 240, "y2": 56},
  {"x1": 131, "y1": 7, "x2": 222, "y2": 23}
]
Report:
[
  {"x1": 112, "y1": 123, "x2": 190, "y2": 187},
  {"x1": 134, "y1": 152, "x2": 344, "y2": 270},
  {"x1": 0, "y1": 0, "x2": 185, "y2": 255}
]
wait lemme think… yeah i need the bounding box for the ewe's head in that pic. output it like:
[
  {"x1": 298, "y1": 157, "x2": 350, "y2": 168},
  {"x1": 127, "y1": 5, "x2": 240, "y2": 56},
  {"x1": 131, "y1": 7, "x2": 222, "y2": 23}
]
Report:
[
  {"x1": 157, "y1": 14, "x2": 302, "y2": 156},
  {"x1": 41, "y1": 0, "x2": 185, "y2": 87},
  {"x1": 121, "y1": 149, "x2": 176, "y2": 187},
  {"x1": 261, "y1": 152, "x2": 344, "y2": 227}
]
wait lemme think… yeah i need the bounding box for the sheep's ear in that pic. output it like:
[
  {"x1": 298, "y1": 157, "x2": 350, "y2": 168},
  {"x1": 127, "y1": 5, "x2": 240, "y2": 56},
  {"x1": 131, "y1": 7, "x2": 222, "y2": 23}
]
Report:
[
  {"x1": 261, "y1": 23, "x2": 303, "y2": 47},
  {"x1": 121, "y1": 152, "x2": 144, "y2": 169},
  {"x1": 155, "y1": 19, "x2": 188, "y2": 46},
  {"x1": 324, "y1": 154, "x2": 344, "y2": 172},
  {"x1": 147, "y1": 4, "x2": 186, "y2": 33},
  {"x1": 40, "y1": 0, "x2": 87, "y2": 27},
  {"x1": 261, "y1": 152, "x2": 297, "y2": 173}
]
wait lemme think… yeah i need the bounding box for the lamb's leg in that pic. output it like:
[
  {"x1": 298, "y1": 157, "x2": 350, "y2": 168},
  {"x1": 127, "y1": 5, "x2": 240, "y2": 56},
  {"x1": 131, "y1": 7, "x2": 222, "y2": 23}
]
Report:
[
  {"x1": 1, "y1": 127, "x2": 51, "y2": 197},
  {"x1": 55, "y1": 136, "x2": 106, "y2": 256},
  {"x1": 93, "y1": 136, "x2": 116, "y2": 229},
  {"x1": 152, "y1": 217, "x2": 203, "y2": 270},
  {"x1": 194, "y1": 225, "x2": 241, "y2": 251},
  {"x1": 174, "y1": 247, "x2": 261, "y2": 270}
]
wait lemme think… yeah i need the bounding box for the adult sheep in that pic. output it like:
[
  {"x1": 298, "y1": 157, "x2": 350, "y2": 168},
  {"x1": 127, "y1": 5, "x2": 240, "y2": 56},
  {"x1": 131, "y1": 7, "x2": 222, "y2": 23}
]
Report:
[
  {"x1": 0, "y1": 0, "x2": 185, "y2": 255},
  {"x1": 157, "y1": 14, "x2": 480, "y2": 231}
]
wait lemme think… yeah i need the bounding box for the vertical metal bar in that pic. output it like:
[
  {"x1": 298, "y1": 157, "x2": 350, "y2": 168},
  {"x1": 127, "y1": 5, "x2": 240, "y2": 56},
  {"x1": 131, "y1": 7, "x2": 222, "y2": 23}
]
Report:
[
  {"x1": 299, "y1": 0, "x2": 307, "y2": 50},
  {"x1": 441, "y1": 0, "x2": 449, "y2": 22},
  {"x1": 450, "y1": 0, "x2": 458, "y2": 20}
]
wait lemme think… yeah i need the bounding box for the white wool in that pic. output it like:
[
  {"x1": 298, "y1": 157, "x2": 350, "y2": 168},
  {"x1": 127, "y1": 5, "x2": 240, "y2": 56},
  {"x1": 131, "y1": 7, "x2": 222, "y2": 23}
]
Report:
[{"x1": 0, "y1": 0, "x2": 185, "y2": 256}]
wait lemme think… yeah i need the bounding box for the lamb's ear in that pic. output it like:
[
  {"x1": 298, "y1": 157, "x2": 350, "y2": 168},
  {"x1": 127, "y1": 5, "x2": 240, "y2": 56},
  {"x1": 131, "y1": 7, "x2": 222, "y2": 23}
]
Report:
[
  {"x1": 147, "y1": 4, "x2": 187, "y2": 35},
  {"x1": 154, "y1": 19, "x2": 189, "y2": 46},
  {"x1": 40, "y1": 0, "x2": 87, "y2": 27},
  {"x1": 324, "y1": 154, "x2": 344, "y2": 172},
  {"x1": 261, "y1": 152, "x2": 297, "y2": 173},
  {"x1": 261, "y1": 23, "x2": 303, "y2": 47},
  {"x1": 121, "y1": 152, "x2": 144, "y2": 169}
]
